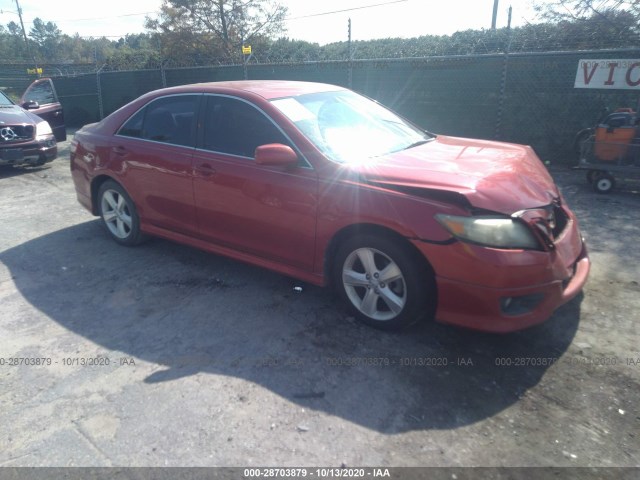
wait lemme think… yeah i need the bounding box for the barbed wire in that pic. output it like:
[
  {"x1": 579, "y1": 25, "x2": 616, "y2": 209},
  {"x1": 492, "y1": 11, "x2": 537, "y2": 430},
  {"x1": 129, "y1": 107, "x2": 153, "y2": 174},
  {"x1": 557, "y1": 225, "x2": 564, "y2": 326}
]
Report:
[{"x1": 1, "y1": 29, "x2": 639, "y2": 75}]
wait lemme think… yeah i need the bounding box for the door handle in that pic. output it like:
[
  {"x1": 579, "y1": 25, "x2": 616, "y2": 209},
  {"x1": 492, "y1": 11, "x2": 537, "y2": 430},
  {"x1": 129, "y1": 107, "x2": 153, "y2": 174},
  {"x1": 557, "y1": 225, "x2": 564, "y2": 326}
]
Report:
[{"x1": 195, "y1": 163, "x2": 216, "y2": 176}]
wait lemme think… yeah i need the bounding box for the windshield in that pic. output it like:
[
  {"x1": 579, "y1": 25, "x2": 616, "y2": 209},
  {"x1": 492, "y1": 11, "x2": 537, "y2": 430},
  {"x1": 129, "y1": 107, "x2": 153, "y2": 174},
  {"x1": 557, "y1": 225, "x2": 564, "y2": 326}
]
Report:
[
  {"x1": 271, "y1": 90, "x2": 432, "y2": 163},
  {"x1": 0, "y1": 91, "x2": 15, "y2": 106}
]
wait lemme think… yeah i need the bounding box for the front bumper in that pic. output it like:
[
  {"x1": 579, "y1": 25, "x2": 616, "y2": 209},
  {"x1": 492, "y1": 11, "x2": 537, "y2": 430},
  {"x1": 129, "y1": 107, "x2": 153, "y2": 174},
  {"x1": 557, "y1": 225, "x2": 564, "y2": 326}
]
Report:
[
  {"x1": 414, "y1": 214, "x2": 590, "y2": 333},
  {"x1": 0, "y1": 137, "x2": 57, "y2": 166}
]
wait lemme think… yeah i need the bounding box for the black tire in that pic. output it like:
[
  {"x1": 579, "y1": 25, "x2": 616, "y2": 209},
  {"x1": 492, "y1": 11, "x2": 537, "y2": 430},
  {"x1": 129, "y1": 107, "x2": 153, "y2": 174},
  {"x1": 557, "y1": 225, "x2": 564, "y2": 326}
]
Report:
[
  {"x1": 97, "y1": 180, "x2": 146, "y2": 246},
  {"x1": 332, "y1": 234, "x2": 435, "y2": 331},
  {"x1": 592, "y1": 172, "x2": 615, "y2": 194}
]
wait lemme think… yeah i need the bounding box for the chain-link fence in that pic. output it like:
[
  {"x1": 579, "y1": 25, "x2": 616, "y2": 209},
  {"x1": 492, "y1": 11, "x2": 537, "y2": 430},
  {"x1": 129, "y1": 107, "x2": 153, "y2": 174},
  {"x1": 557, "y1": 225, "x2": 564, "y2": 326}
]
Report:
[
  {"x1": 0, "y1": 63, "x2": 96, "y2": 99},
  {"x1": 3, "y1": 48, "x2": 639, "y2": 164}
]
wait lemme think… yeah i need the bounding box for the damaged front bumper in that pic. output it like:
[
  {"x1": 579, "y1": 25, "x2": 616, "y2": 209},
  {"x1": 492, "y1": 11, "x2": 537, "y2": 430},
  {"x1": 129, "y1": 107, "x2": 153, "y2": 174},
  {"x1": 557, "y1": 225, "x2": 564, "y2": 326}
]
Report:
[{"x1": 414, "y1": 208, "x2": 590, "y2": 333}]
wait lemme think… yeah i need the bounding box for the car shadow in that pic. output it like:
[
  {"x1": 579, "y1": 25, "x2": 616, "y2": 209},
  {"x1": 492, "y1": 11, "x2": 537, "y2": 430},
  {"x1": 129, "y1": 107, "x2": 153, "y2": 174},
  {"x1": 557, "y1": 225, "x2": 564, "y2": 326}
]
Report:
[
  {"x1": 0, "y1": 164, "x2": 51, "y2": 178},
  {"x1": 0, "y1": 221, "x2": 582, "y2": 433}
]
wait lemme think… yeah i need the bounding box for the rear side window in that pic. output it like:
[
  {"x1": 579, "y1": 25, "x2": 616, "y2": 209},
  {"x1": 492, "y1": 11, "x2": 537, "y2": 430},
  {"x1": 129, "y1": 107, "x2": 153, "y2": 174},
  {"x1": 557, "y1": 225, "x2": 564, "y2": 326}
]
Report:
[
  {"x1": 118, "y1": 94, "x2": 200, "y2": 148},
  {"x1": 201, "y1": 96, "x2": 290, "y2": 158}
]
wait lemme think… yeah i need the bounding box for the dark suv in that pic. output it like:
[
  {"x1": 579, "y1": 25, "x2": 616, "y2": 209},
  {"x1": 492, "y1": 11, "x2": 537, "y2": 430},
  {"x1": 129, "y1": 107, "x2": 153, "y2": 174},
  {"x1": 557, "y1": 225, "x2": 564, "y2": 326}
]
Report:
[{"x1": 0, "y1": 78, "x2": 65, "y2": 167}]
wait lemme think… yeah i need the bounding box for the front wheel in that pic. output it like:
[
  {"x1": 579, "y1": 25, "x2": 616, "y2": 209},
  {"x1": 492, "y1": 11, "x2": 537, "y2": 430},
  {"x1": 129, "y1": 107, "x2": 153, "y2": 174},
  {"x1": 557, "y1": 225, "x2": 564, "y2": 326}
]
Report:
[
  {"x1": 332, "y1": 234, "x2": 435, "y2": 330},
  {"x1": 593, "y1": 172, "x2": 615, "y2": 194},
  {"x1": 97, "y1": 180, "x2": 146, "y2": 246}
]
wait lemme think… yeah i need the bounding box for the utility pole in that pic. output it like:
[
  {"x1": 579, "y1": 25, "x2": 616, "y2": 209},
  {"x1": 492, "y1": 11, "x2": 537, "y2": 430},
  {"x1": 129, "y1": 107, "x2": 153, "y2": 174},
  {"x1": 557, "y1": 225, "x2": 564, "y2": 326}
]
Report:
[
  {"x1": 347, "y1": 18, "x2": 353, "y2": 88},
  {"x1": 495, "y1": 5, "x2": 513, "y2": 140},
  {"x1": 491, "y1": 0, "x2": 499, "y2": 29},
  {"x1": 14, "y1": 0, "x2": 38, "y2": 71}
]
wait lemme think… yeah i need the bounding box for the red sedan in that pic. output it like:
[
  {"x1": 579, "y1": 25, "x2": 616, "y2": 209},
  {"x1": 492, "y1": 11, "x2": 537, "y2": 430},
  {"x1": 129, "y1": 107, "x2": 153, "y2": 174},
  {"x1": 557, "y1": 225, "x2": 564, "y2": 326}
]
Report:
[{"x1": 70, "y1": 81, "x2": 589, "y2": 332}]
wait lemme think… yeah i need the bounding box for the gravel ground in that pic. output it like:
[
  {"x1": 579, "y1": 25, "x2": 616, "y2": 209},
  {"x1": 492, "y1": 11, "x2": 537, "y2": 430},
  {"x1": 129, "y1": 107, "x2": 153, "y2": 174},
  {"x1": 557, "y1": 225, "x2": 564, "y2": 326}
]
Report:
[{"x1": 0, "y1": 136, "x2": 639, "y2": 469}]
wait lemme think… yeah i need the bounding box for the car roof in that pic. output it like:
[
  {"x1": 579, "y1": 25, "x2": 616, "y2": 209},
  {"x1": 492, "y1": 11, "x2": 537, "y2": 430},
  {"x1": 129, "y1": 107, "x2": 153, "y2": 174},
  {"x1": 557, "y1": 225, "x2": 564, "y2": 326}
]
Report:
[{"x1": 168, "y1": 80, "x2": 346, "y2": 100}]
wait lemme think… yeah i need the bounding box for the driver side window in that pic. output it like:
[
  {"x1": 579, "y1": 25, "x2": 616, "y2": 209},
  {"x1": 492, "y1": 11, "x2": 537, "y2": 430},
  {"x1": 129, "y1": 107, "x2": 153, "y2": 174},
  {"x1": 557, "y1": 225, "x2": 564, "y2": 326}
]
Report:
[{"x1": 201, "y1": 96, "x2": 290, "y2": 158}]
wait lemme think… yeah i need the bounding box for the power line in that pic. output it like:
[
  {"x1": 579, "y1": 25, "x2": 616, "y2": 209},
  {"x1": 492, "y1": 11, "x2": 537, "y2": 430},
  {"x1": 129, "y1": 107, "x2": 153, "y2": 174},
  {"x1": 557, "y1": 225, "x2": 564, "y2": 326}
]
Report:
[
  {"x1": 287, "y1": 0, "x2": 409, "y2": 20},
  {"x1": 34, "y1": 1, "x2": 411, "y2": 25},
  {"x1": 43, "y1": 11, "x2": 156, "y2": 24},
  {"x1": 4, "y1": 1, "x2": 411, "y2": 39},
  {"x1": 8, "y1": 0, "x2": 410, "y2": 27},
  {"x1": 0, "y1": 10, "x2": 156, "y2": 26},
  {"x1": 77, "y1": 34, "x2": 145, "y2": 39}
]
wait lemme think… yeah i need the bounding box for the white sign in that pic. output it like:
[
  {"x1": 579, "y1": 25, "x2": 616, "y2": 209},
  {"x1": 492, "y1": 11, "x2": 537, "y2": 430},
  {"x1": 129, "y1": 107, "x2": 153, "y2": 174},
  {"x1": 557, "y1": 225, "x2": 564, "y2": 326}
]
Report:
[{"x1": 574, "y1": 59, "x2": 640, "y2": 90}]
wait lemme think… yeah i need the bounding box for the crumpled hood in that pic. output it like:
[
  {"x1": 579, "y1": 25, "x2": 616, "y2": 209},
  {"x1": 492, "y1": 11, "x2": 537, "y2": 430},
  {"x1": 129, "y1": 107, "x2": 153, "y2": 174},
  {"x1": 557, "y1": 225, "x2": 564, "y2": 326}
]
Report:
[{"x1": 353, "y1": 135, "x2": 559, "y2": 214}]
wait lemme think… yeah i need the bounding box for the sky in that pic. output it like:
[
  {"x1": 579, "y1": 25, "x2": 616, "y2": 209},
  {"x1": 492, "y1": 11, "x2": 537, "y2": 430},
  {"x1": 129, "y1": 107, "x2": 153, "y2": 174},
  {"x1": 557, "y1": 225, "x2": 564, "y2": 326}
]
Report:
[{"x1": 0, "y1": 0, "x2": 540, "y2": 45}]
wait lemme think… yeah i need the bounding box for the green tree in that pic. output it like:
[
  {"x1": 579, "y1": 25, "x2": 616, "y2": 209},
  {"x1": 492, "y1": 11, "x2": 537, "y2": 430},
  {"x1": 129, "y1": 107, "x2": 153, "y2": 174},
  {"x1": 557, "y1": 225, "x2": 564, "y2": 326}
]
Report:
[
  {"x1": 105, "y1": 34, "x2": 162, "y2": 70},
  {"x1": 534, "y1": 0, "x2": 639, "y2": 46},
  {"x1": 535, "y1": 0, "x2": 639, "y2": 21},
  {"x1": 262, "y1": 38, "x2": 321, "y2": 62},
  {"x1": 29, "y1": 18, "x2": 62, "y2": 60},
  {"x1": 56, "y1": 34, "x2": 94, "y2": 64},
  {"x1": 3, "y1": 21, "x2": 29, "y2": 60},
  {"x1": 146, "y1": 0, "x2": 288, "y2": 62}
]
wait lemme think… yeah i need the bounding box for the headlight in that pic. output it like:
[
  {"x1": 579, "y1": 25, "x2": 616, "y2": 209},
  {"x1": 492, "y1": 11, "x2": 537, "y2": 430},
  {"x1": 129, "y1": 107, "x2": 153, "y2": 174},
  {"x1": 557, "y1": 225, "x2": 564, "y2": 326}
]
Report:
[
  {"x1": 436, "y1": 214, "x2": 540, "y2": 250},
  {"x1": 35, "y1": 121, "x2": 53, "y2": 140}
]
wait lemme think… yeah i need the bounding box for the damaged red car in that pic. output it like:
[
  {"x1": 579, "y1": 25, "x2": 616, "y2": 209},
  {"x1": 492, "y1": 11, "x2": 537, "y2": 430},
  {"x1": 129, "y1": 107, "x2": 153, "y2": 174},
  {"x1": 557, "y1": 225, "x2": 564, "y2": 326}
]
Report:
[{"x1": 70, "y1": 81, "x2": 590, "y2": 332}]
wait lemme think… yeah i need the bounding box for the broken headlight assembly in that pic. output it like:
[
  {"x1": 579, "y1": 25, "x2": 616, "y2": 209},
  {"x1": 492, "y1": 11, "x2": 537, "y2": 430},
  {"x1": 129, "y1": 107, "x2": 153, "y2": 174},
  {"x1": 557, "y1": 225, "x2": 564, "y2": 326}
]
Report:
[{"x1": 436, "y1": 214, "x2": 540, "y2": 250}]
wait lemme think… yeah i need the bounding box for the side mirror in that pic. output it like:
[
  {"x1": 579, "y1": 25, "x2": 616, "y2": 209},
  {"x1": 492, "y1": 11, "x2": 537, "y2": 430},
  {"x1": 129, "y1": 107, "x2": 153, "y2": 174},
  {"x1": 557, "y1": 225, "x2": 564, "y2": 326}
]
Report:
[
  {"x1": 255, "y1": 143, "x2": 298, "y2": 166},
  {"x1": 22, "y1": 100, "x2": 40, "y2": 110}
]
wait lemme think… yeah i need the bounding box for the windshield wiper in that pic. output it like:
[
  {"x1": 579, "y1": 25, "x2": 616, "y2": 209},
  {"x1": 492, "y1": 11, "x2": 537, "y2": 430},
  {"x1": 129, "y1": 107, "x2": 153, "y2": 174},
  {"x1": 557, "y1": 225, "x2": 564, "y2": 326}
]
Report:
[
  {"x1": 403, "y1": 139, "x2": 432, "y2": 150},
  {"x1": 385, "y1": 138, "x2": 434, "y2": 155}
]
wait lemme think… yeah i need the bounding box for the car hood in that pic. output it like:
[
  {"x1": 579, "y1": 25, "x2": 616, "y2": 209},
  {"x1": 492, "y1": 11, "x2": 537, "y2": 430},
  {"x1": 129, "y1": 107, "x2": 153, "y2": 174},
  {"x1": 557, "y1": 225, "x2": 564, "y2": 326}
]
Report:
[
  {"x1": 353, "y1": 135, "x2": 559, "y2": 214},
  {"x1": 0, "y1": 104, "x2": 40, "y2": 124}
]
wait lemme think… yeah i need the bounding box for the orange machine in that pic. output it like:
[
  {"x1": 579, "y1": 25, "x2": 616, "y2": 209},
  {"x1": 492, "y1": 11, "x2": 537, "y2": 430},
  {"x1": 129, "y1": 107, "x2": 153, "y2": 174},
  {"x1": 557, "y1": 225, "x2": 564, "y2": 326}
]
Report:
[{"x1": 593, "y1": 109, "x2": 638, "y2": 162}]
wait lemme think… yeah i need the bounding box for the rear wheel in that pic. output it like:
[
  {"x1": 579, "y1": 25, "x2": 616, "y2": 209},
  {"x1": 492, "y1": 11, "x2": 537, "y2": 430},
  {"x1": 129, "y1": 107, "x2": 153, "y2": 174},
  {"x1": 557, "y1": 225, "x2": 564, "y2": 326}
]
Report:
[
  {"x1": 97, "y1": 180, "x2": 146, "y2": 246},
  {"x1": 332, "y1": 234, "x2": 434, "y2": 330},
  {"x1": 593, "y1": 172, "x2": 615, "y2": 194}
]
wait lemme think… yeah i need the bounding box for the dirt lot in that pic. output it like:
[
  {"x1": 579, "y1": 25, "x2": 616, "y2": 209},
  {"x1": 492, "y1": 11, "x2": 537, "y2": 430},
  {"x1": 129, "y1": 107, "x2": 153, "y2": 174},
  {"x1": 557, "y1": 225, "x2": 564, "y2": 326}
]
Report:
[{"x1": 0, "y1": 135, "x2": 639, "y2": 469}]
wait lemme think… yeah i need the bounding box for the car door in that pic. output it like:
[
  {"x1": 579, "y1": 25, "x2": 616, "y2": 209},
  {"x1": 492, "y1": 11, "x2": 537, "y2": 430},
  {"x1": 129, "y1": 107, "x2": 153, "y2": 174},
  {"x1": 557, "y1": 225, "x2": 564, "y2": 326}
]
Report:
[
  {"x1": 114, "y1": 94, "x2": 201, "y2": 236},
  {"x1": 21, "y1": 78, "x2": 66, "y2": 142},
  {"x1": 192, "y1": 95, "x2": 318, "y2": 270}
]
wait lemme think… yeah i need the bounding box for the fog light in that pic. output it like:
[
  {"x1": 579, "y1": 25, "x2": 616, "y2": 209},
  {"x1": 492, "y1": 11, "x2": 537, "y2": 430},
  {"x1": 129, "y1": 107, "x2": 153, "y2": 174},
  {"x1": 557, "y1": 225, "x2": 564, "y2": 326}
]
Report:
[{"x1": 500, "y1": 293, "x2": 544, "y2": 316}]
